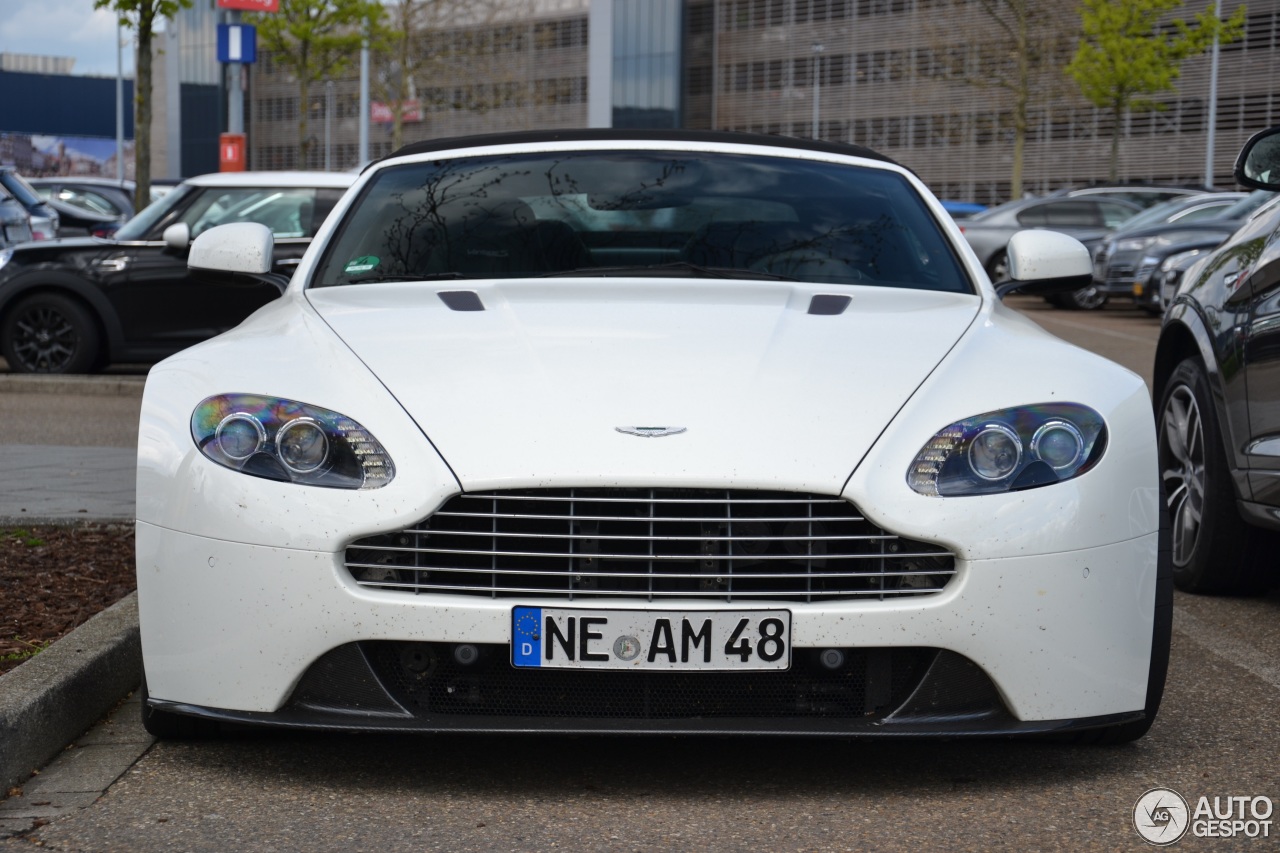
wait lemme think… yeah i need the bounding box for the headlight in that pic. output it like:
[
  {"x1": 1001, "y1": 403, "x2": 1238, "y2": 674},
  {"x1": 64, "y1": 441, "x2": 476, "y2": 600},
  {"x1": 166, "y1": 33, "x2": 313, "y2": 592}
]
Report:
[
  {"x1": 191, "y1": 394, "x2": 395, "y2": 489},
  {"x1": 1115, "y1": 237, "x2": 1155, "y2": 253},
  {"x1": 1159, "y1": 248, "x2": 1206, "y2": 276},
  {"x1": 907, "y1": 404, "x2": 1106, "y2": 497}
]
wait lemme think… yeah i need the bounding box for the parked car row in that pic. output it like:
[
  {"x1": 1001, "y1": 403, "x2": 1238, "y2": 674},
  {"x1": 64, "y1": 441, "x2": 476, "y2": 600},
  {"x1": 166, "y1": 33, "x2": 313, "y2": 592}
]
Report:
[{"x1": 0, "y1": 170, "x2": 355, "y2": 372}]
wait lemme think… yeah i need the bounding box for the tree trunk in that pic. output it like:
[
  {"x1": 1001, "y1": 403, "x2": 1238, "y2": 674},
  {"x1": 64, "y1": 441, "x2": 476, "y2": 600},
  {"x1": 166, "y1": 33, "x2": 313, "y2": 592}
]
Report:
[{"x1": 134, "y1": 5, "x2": 155, "y2": 208}]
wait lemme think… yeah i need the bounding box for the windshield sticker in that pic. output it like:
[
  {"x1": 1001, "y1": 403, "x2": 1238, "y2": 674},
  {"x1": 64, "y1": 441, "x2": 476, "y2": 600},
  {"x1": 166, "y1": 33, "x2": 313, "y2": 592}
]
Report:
[{"x1": 344, "y1": 256, "x2": 380, "y2": 274}]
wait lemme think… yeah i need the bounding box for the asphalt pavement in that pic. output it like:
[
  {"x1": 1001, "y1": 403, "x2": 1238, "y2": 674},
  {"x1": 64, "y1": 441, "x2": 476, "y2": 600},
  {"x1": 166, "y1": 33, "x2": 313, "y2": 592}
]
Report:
[{"x1": 0, "y1": 374, "x2": 145, "y2": 831}]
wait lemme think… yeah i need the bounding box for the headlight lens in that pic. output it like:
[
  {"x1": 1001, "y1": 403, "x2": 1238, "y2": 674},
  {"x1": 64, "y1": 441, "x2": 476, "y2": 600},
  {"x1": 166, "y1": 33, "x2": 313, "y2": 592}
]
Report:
[
  {"x1": 908, "y1": 404, "x2": 1106, "y2": 497},
  {"x1": 1115, "y1": 236, "x2": 1155, "y2": 253},
  {"x1": 191, "y1": 394, "x2": 394, "y2": 489}
]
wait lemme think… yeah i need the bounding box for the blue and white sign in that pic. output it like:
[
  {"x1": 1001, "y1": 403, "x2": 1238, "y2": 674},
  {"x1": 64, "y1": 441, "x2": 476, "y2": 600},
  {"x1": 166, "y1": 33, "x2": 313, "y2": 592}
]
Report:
[
  {"x1": 512, "y1": 606, "x2": 543, "y2": 667},
  {"x1": 217, "y1": 23, "x2": 257, "y2": 64}
]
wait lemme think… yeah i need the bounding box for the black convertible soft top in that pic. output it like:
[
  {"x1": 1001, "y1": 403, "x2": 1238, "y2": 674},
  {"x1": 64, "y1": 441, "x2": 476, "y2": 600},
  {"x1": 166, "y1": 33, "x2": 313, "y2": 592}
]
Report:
[{"x1": 384, "y1": 128, "x2": 900, "y2": 168}]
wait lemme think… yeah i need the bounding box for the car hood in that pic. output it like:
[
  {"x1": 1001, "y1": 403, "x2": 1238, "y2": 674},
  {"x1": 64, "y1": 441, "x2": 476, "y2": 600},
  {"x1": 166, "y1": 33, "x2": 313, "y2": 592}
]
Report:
[{"x1": 306, "y1": 280, "x2": 981, "y2": 493}]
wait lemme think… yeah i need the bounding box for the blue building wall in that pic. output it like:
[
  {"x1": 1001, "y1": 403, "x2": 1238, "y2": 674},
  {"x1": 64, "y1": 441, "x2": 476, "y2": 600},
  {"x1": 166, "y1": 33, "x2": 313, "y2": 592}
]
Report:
[{"x1": 0, "y1": 71, "x2": 135, "y2": 137}]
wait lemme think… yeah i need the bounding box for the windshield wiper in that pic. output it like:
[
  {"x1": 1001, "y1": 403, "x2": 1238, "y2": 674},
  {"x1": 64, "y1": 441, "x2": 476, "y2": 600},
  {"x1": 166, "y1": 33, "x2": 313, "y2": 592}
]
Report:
[
  {"x1": 537, "y1": 262, "x2": 798, "y2": 281},
  {"x1": 343, "y1": 272, "x2": 469, "y2": 283}
]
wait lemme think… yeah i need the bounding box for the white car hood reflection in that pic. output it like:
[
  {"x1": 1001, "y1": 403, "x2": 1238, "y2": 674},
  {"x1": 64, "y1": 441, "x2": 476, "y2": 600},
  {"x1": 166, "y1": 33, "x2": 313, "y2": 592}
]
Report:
[{"x1": 306, "y1": 279, "x2": 981, "y2": 494}]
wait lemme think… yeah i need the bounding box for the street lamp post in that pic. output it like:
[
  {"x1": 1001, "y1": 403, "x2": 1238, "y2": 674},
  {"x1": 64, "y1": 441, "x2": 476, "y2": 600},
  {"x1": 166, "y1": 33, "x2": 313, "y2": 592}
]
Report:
[
  {"x1": 325, "y1": 80, "x2": 334, "y2": 171},
  {"x1": 116, "y1": 23, "x2": 124, "y2": 182},
  {"x1": 811, "y1": 42, "x2": 825, "y2": 140},
  {"x1": 1205, "y1": 0, "x2": 1222, "y2": 186}
]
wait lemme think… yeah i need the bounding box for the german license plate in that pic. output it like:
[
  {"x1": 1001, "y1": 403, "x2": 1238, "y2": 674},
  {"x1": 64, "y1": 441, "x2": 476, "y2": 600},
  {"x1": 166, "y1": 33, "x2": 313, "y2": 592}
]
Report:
[{"x1": 511, "y1": 606, "x2": 791, "y2": 671}]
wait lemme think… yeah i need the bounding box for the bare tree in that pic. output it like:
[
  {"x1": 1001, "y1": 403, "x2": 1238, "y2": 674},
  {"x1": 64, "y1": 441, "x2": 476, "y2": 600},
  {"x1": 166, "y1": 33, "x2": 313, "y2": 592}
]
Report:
[
  {"x1": 372, "y1": 0, "x2": 529, "y2": 151},
  {"x1": 927, "y1": 0, "x2": 1079, "y2": 199}
]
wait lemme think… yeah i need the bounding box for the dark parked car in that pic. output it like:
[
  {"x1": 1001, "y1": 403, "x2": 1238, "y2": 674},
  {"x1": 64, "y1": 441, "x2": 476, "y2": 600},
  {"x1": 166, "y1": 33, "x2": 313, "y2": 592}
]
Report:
[
  {"x1": 0, "y1": 171, "x2": 354, "y2": 373},
  {"x1": 1154, "y1": 125, "x2": 1280, "y2": 594},
  {"x1": 0, "y1": 184, "x2": 33, "y2": 248},
  {"x1": 0, "y1": 167, "x2": 59, "y2": 241},
  {"x1": 1095, "y1": 190, "x2": 1275, "y2": 314},
  {"x1": 27, "y1": 177, "x2": 137, "y2": 221}
]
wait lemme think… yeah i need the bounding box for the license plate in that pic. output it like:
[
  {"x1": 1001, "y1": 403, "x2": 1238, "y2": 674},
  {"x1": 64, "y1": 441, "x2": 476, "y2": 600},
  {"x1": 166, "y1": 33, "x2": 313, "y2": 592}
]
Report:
[{"x1": 511, "y1": 606, "x2": 791, "y2": 671}]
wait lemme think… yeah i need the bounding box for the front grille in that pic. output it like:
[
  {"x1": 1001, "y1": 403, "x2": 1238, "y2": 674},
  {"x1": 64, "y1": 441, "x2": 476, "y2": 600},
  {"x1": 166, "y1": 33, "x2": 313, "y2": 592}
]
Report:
[
  {"x1": 345, "y1": 488, "x2": 956, "y2": 602},
  {"x1": 368, "y1": 641, "x2": 936, "y2": 719}
]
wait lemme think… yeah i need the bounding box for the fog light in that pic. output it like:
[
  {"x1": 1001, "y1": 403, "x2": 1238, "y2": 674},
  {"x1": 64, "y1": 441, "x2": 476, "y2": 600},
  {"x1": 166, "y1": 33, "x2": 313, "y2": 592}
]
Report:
[{"x1": 819, "y1": 648, "x2": 845, "y2": 670}]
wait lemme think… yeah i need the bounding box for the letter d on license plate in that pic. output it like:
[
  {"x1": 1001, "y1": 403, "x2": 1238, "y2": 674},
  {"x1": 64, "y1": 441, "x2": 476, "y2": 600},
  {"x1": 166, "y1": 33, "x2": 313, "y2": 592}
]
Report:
[{"x1": 511, "y1": 607, "x2": 791, "y2": 671}]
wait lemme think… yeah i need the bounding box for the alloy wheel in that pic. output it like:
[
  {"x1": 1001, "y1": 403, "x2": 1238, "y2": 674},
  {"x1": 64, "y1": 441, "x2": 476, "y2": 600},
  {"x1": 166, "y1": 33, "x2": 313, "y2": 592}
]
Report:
[
  {"x1": 10, "y1": 304, "x2": 80, "y2": 372},
  {"x1": 1161, "y1": 383, "x2": 1205, "y2": 565}
]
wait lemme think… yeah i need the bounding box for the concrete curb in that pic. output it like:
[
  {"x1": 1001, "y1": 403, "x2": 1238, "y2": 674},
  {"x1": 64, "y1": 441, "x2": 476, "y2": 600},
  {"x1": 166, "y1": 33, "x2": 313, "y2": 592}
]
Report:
[
  {"x1": 0, "y1": 375, "x2": 145, "y2": 397},
  {"x1": 0, "y1": 592, "x2": 141, "y2": 793}
]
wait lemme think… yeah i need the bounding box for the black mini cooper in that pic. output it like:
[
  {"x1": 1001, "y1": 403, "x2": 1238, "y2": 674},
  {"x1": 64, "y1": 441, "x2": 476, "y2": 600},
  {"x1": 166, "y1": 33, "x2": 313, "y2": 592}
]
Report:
[{"x1": 0, "y1": 171, "x2": 353, "y2": 373}]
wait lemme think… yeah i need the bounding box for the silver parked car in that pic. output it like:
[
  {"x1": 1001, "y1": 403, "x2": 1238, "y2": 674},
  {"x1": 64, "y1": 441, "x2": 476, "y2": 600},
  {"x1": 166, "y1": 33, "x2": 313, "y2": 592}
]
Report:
[
  {"x1": 959, "y1": 196, "x2": 1141, "y2": 308},
  {"x1": 0, "y1": 185, "x2": 33, "y2": 249}
]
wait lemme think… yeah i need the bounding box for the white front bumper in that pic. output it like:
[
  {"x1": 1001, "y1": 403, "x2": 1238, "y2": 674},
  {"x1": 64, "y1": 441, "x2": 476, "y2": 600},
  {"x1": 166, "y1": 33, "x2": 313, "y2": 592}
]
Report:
[{"x1": 137, "y1": 521, "x2": 1156, "y2": 722}]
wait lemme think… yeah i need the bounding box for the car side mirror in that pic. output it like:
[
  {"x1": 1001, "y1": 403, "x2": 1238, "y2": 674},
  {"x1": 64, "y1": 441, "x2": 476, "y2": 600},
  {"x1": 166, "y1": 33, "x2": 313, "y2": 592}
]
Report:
[
  {"x1": 1235, "y1": 126, "x2": 1280, "y2": 191},
  {"x1": 188, "y1": 222, "x2": 288, "y2": 294},
  {"x1": 162, "y1": 222, "x2": 190, "y2": 251},
  {"x1": 994, "y1": 230, "x2": 1093, "y2": 299}
]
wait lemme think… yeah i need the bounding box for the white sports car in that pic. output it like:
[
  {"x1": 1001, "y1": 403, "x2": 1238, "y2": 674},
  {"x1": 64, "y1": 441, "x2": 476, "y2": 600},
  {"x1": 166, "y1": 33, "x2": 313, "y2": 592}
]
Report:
[{"x1": 136, "y1": 131, "x2": 1167, "y2": 742}]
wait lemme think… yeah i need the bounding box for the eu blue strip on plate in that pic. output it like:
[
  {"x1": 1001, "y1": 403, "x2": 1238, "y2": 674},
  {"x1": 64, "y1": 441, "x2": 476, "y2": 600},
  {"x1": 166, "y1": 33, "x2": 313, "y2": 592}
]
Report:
[{"x1": 512, "y1": 606, "x2": 542, "y2": 667}]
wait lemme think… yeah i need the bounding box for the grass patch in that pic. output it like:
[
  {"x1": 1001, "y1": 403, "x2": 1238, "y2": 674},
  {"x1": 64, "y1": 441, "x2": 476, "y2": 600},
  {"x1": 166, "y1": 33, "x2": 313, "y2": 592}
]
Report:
[
  {"x1": 2, "y1": 529, "x2": 46, "y2": 547},
  {"x1": 1, "y1": 637, "x2": 50, "y2": 664}
]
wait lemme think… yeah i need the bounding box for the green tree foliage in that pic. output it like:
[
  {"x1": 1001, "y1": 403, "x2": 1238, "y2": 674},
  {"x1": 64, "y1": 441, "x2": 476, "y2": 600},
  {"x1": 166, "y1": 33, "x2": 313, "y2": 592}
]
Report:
[
  {"x1": 94, "y1": 0, "x2": 192, "y2": 207},
  {"x1": 1068, "y1": 0, "x2": 1246, "y2": 180},
  {"x1": 254, "y1": 0, "x2": 383, "y2": 168}
]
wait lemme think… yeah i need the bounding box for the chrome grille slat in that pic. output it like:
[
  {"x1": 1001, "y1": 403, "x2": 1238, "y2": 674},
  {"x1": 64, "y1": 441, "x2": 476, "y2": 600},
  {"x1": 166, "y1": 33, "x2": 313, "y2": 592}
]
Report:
[
  {"x1": 356, "y1": 581, "x2": 942, "y2": 597},
  {"x1": 457, "y1": 494, "x2": 847, "y2": 504},
  {"x1": 345, "y1": 488, "x2": 956, "y2": 602},
  {"x1": 360, "y1": 531, "x2": 896, "y2": 543},
  {"x1": 426, "y1": 513, "x2": 864, "y2": 523},
  {"x1": 350, "y1": 547, "x2": 948, "y2": 561},
  {"x1": 345, "y1": 560, "x2": 955, "y2": 581}
]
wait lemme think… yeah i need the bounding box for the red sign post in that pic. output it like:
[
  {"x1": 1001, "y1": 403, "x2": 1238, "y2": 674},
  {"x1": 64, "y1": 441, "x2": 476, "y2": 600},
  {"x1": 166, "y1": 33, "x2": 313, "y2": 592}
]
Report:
[
  {"x1": 219, "y1": 133, "x2": 247, "y2": 172},
  {"x1": 216, "y1": 0, "x2": 279, "y2": 11}
]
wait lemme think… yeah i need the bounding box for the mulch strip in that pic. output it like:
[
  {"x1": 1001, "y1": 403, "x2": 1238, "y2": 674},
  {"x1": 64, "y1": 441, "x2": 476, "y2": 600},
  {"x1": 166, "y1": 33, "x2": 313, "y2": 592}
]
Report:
[{"x1": 0, "y1": 524, "x2": 136, "y2": 677}]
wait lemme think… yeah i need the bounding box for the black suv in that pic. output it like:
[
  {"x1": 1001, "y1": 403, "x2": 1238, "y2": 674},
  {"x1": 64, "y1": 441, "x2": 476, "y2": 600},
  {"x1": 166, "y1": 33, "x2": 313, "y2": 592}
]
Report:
[{"x1": 1154, "y1": 126, "x2": 1280, "y2": 594}]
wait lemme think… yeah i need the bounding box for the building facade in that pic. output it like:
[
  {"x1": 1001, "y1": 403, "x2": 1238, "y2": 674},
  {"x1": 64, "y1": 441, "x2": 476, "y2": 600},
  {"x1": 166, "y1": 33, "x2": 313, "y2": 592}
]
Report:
[{"x1": 248, "y1": 0, "x2": 1280, "y2": 203}]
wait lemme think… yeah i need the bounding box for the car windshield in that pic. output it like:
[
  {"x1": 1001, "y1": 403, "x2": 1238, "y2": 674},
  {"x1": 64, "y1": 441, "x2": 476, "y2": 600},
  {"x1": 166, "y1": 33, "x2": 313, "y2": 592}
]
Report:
[
  {"x1": 114, "y1": 184, "x2": 196, "y2": 241},
  {"x1": 313, "y1": 150, "x2": 970, "y2": 292},
  {"x1": 1216, "y1": 189, "x2": 1276, "y2": 220},
  {"x1": 1112, "y1": 197, "x2": 1205, "y2": 233},
  {"x1": 0, "y1": 171, "x2": 44, "y2": 208}
]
